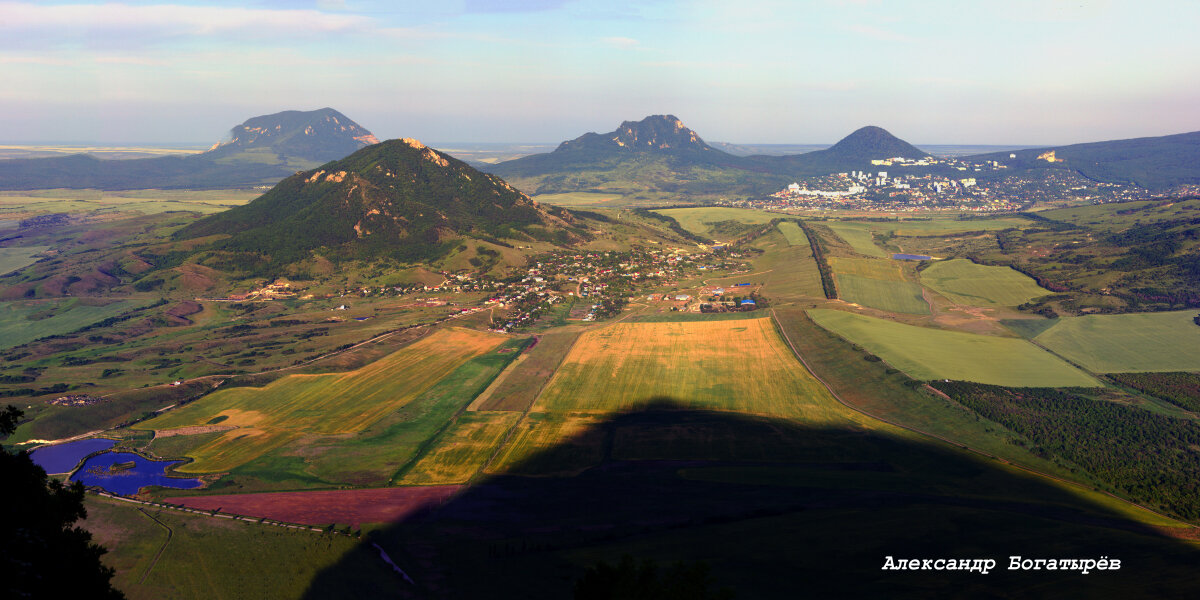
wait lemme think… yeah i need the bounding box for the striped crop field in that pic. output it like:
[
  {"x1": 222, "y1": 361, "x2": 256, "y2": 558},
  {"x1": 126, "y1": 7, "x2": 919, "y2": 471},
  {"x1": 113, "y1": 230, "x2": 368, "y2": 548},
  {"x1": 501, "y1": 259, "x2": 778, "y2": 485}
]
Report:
[
  {"x1": 400, "y1": 411, "x2": 522, "y2": 484},
  {"x1": 532, "y1": 318, "x2": 845, "y2": 421},
  {"x1": 921, "y1": 259, "x2": 1049, "y2": 307},
  {"x1": 808, "y1": 309, "x2": 1098, "y2": 387},
  {"x1": 140, "y1": 327, "x2": 506, "y2": 473}
]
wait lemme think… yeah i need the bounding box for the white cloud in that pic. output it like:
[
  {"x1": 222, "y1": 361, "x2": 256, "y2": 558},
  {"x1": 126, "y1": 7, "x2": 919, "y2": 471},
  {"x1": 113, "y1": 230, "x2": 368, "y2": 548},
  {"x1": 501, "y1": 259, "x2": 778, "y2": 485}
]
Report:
[
  {"x1": 0, "y1": 2, "x2": 371, "y2": 43},
  {"x1": 601, "y1": 36, "x2": 639, "y2": 49}
]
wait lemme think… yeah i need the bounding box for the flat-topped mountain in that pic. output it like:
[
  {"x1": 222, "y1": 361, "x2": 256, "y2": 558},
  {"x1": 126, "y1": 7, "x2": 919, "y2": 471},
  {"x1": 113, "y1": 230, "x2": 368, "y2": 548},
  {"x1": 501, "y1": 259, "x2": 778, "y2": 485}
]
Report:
[
  {"x1": 205, "y1": 108, "x2": 380, "y2": 165},
  {"x1": 176, "y1": 138, "x2": 582, "y2": 269},
  {"x1": 0, "y1": 108, "x2": 380, "y2": 190}
]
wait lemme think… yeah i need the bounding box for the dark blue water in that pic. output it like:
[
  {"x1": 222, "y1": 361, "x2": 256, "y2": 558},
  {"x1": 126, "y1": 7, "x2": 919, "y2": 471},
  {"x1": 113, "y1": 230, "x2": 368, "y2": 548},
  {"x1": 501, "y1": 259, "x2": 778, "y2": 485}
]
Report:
[
  {"x1": 29, "y1": 438, "x2": 117, "y2": 474},
  {"x1": 70, "y1": 452, "x2": 203, "y2": 495},
  {"x1": 892, "y1": 254, "x2": 932, "y2": 260}
]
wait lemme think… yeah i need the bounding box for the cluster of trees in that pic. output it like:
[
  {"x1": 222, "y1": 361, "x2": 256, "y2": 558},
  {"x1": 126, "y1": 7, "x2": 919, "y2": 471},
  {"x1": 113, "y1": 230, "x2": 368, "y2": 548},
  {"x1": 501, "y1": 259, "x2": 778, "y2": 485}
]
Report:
[
  {"x1": 1107, "y1": 372, "x2": 1200, "y2": 412},
  {"x1": 931, "y1": 381, "x2": 1200, "y2": 520},
  {"x1": 0, "y1": 406, "x2": 125, "y2": 598},
  {"x1": 798, "y1": 221, "x2": 837, "y2": 299}
]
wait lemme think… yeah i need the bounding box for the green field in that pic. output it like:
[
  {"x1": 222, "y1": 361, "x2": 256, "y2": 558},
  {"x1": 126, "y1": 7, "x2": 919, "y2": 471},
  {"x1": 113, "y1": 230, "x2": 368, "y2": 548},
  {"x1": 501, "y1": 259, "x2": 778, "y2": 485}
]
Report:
[
  {"x1": 825, "y1": 222, "x2": 888, "y2": 257},
  {"x1": 1034, "y1": 311, "x2": 1200, "y2": 373},
  {"x1": 0, "y1": 298, "x2": 150, "y2": 349},
  {"x1": 808, "y1": 309, "x2": 1099, "y2": 387},
  {"x1": 653, "y1": 207, "x2": 778, "y2": 238},
  {"x1": 140, "y1": 328, "x2": 506, "y2": 473},
  {"x1": 0, "y1": 189, "x2": 259, "y2": 216},
  {"x1": 82, "y1": 496, "x2": 386, "y2": 600},
  {"x1": 835, "y1": 274, "x2": 929, "y2": 314},
  {"x1": 533, "y1": 191, "x2": 678, "y2": 208},
  {"x1": 775, "y1": 221, "x2": 808, "y2": 246},
  {"x1": 921, "y1": 259, "x2": 1049, "y2": 306},
  {"x1": 827, "y1": 257, "x2": 905, "y2": 281},
  {"x1": 0, "y1": 246, "x2": 49, "y2": 274}
]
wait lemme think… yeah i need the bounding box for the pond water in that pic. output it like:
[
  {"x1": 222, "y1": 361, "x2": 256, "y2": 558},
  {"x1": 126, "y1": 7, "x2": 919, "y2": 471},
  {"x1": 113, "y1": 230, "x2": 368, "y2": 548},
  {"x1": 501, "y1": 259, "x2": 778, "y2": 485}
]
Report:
[
  {"x1": 70, "y1": 451, "x2": 203, "y2": 495},
  {"x1": 29, "y1": 438, "x2": 117, "y2": 474},
  {"x1": 892, "y1": 253, "x2": 933, "y2": 260}
]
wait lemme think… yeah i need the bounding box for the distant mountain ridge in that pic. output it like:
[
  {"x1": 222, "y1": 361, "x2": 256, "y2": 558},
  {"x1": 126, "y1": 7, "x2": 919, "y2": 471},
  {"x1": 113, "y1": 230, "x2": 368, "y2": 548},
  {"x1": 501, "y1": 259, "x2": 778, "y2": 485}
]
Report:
[
  {"x1": 486, "y1": 117, "x2": 932, "y2": 196},
  {"x1": 966, "y1": 130, "x2": 1200, "y2": 190},
  {"x1": 176, "y1": 138, "x2": 583, "y2": 271},
  {"x1": 0, "y1": 108, "x2": 379, "y2": 190}
]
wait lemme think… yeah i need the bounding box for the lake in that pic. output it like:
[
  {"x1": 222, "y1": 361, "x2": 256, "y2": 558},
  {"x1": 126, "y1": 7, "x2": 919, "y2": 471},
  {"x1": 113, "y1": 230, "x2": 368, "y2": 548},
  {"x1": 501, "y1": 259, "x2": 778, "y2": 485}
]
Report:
[
  {"x1": 70, "y1": 451, "x2": 203, "y2": 495},
  {"x1": 892, "y1": 254, "x2": 932, "y2": 260},
  {"x1": 29, "y1": 438, "x2": 117, "y2": 474}
]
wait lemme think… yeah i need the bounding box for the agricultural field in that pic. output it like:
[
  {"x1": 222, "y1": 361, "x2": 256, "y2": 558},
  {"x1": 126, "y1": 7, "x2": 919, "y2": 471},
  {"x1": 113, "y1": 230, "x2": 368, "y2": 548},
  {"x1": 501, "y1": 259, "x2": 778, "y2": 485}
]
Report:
[
  {"x1": 0, "y1": 246, "x2": 50, "y2": 274},
  {"x1": 826, "y1": 257, "x2": 905, "y2": 281},
  {"x1": 399, "y1": 411, "x2": 522, "y2": 484},
  {"x1": 1034, "y1": 311, "x2": 1200, "y2": 373},
  {"x1": 1039, "y1": 198, "x2": 1200, "y2": 231},
  {"x1": 835, "y1": 274, "x2": 929, "y2": 314},
  {"x1": 0, "y1": 188, "x2": 259, "y2": 217},
  {"x1": 807, "y1": 309, "x2": 1099, "y2": 387},
  {"x1": 534, "y1": 318, "x2": 844, "y2": 421},
  {"x1": 139, "y1": 327, "x2": 506, "y2": 473},
  {"x1": 825, "y1": 222, "x2": 888, "y2": 257},
  {"x1": 775, "y1": 221, "x2": 808, "y2": 246},
  {"x1": 653, "y1": 207, "x2": 778, "y2": 238},
  {"x1": 920, "y1": 259, "x2": 1049, "y2": 306},
  {"x1": 470, "y1": 331, "x2": 581, "y2": 411}
]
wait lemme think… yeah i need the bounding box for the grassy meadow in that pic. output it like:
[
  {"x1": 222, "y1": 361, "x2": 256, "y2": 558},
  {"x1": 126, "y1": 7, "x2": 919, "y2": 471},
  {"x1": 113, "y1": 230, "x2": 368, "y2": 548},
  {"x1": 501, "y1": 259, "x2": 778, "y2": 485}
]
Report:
[
  {"x1": 921, "y1": 259, "x2": 1049, "y2": 306},
  {"x1": 825, "y1": 222, "x2": 888, "y2": 257},
  {"x1": 140, "y1": 328, "x2": 506, "y2": 473},
  {"x1": 835, "y1": 274, "x2": 929, "y2": 314},
  {"x1": 1034, "y1": 310, "x2": 1200, "y2": 373},
  {"x1": 653, "y1": 207, "x2": 779, "y2": 237},
  {"x1": 0, "y1": 189, "x2": 259, "y2": 217},
  {"x1": 775, "y1": 221, "x2": 809, "y2": 246},
  {"x1": 808, "y1": 309, "x2": 1099, "y2": 387},
  {"x1": 82, "y1": 496, "x2": 386, "y2": 600},
  {"x1": 0, "y1": 246, "x2": 50, "y2": 274},
  {"x1": 0, "y1": 297, "x2": 152, "y2": 349}
]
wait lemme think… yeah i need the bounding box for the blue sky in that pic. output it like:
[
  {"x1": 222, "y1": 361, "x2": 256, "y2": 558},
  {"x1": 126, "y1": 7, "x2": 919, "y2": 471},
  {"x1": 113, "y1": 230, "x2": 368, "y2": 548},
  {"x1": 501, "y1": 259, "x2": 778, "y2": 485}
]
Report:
[{"x1": 2, "y1": 0, "x2": 1198, "y2": 145}]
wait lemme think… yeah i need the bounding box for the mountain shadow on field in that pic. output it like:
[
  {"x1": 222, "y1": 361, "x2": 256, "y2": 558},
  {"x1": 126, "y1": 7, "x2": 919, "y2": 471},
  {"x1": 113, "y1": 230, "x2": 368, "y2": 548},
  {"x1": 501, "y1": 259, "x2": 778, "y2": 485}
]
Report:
[{"x1": 301, "y1": 400, "x2": 1200, "y2": 599}]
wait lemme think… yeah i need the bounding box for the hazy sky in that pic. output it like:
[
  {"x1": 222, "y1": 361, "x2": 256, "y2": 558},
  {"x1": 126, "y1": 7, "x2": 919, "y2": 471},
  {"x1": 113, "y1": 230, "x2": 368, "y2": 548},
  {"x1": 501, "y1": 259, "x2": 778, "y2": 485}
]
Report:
[{"x1": 3, "y1": 0, "x2": 1198, "y2": 145}]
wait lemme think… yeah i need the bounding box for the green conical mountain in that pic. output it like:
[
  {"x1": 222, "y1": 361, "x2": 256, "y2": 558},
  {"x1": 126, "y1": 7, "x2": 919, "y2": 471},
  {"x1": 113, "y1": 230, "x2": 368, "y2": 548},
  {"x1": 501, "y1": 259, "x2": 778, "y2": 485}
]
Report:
[{"x1": 177, "y1": 138, "x2": 581, "y2": 267}]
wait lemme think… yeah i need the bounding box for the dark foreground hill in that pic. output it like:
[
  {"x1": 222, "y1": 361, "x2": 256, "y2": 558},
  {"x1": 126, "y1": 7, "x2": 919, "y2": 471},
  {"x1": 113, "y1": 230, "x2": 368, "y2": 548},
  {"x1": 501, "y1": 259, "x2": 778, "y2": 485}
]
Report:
[
  {"x1": 0, "y1": 108, "x2": 378, "y2": 190},
  {"x1": 967, "y1": 130, "x2": 1200, "y2": 190},
  {"x1": 296, "y1": 404, "x2": 1200, "y2": 599},
  {"x1": 175, "y1": 137, "x2": 583, "y2": 270}
]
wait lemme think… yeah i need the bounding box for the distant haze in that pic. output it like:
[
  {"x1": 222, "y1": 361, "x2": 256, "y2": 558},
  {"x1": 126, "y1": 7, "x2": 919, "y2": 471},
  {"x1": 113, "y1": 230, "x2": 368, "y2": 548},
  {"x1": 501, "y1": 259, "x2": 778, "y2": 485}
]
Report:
[{"x1": 2, "y1": 1, "x2": 1198, "y2": 146}]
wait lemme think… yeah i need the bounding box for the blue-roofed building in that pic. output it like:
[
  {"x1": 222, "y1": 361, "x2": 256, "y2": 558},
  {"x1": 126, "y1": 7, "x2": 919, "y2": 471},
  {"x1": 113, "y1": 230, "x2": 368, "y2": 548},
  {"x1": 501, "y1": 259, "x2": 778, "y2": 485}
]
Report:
[{"x1": 741, "y1": 299, "x2": 756, "y2": 306}]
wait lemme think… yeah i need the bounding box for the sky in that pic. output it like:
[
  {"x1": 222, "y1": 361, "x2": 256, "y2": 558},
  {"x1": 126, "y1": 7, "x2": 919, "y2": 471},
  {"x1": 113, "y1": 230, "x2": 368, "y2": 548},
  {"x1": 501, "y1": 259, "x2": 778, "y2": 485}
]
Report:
[{"x1": 2, "y1": 0, "x2": 1198, "y2": 145}]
